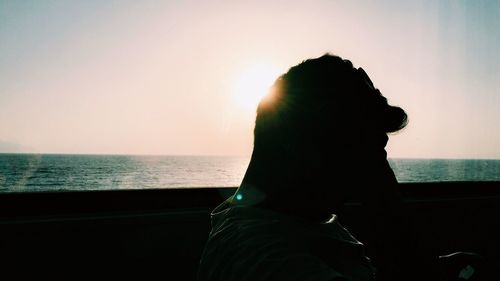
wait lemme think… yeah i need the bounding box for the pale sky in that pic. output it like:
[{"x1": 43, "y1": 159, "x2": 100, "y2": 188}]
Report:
[{"x1": 1, "y1": 0, "x2": 499, "y2": 159}]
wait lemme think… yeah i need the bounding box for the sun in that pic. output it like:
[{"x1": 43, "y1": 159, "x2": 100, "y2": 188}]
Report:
[{"x1": 231, "y1": 63, "x2": 281, "y2": 110}]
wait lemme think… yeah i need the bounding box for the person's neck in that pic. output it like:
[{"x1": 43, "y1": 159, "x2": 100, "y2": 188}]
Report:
[
  {"x1": 240, "y1": 151, "x2": 337, "y2": 223},
  {"x1": 237, "y1": 180, "x2": 335, "y2": 224}
]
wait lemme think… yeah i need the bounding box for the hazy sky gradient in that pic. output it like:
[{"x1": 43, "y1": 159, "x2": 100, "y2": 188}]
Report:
[{"x1": 1, "y1": 0, "x2": 499, "y2": 158}]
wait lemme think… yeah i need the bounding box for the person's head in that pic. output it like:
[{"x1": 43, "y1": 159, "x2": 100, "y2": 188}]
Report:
[{"x1": 237, "y1": 54, "x2": 408, "y2": 214}]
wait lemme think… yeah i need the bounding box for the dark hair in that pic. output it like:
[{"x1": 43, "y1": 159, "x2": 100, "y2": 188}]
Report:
[
  {"x1": 239, "y1": 54, "x2": 407, "y2": 211},
  {"x1": 253, "y1": 54, "x2": 408, "y2": 156}
]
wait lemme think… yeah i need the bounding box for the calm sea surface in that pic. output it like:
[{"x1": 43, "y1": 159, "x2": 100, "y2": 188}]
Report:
[{"x1": 0, "y1": 154, "x2": 499, "y2": 192}]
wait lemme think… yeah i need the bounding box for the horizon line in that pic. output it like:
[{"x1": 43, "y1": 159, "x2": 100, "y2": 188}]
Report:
[{"x1": 0, "y1": 152, "x2": 499, "y2": 161}]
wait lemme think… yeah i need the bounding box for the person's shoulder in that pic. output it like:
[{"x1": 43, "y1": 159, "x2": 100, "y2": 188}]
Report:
[{"x1": 200, "y1": 205, "x2": 347, "y2": 281}]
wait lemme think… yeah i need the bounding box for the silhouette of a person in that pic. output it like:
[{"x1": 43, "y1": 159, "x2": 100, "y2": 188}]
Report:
[{"x1": 197, "y1": 54, "x2": 422, "y2": 281}]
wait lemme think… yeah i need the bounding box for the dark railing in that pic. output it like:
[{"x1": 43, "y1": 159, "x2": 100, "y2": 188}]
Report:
[{"x1": 0, "y1": 181, "x2": 499, "y2": 220}]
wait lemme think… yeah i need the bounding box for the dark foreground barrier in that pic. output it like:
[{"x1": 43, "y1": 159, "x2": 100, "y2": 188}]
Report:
[{"x1": 0, "y1": 182, "x2": 499, "y2": 280}]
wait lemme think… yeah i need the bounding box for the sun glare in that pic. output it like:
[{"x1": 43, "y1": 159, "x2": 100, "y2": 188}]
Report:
[{"x1": 231, "y1": 63, "x2": 281, "y2": 111}]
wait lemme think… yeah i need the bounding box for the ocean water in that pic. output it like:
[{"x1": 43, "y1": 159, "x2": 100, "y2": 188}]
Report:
[{"x1": 0, "y1": 154, "x2": 499, "y2": 193}]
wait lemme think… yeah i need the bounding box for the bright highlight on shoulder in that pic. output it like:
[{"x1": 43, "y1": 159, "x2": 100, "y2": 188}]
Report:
[{"x1": 231, "y1": 63, "x2": 281, "y2": 110}]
